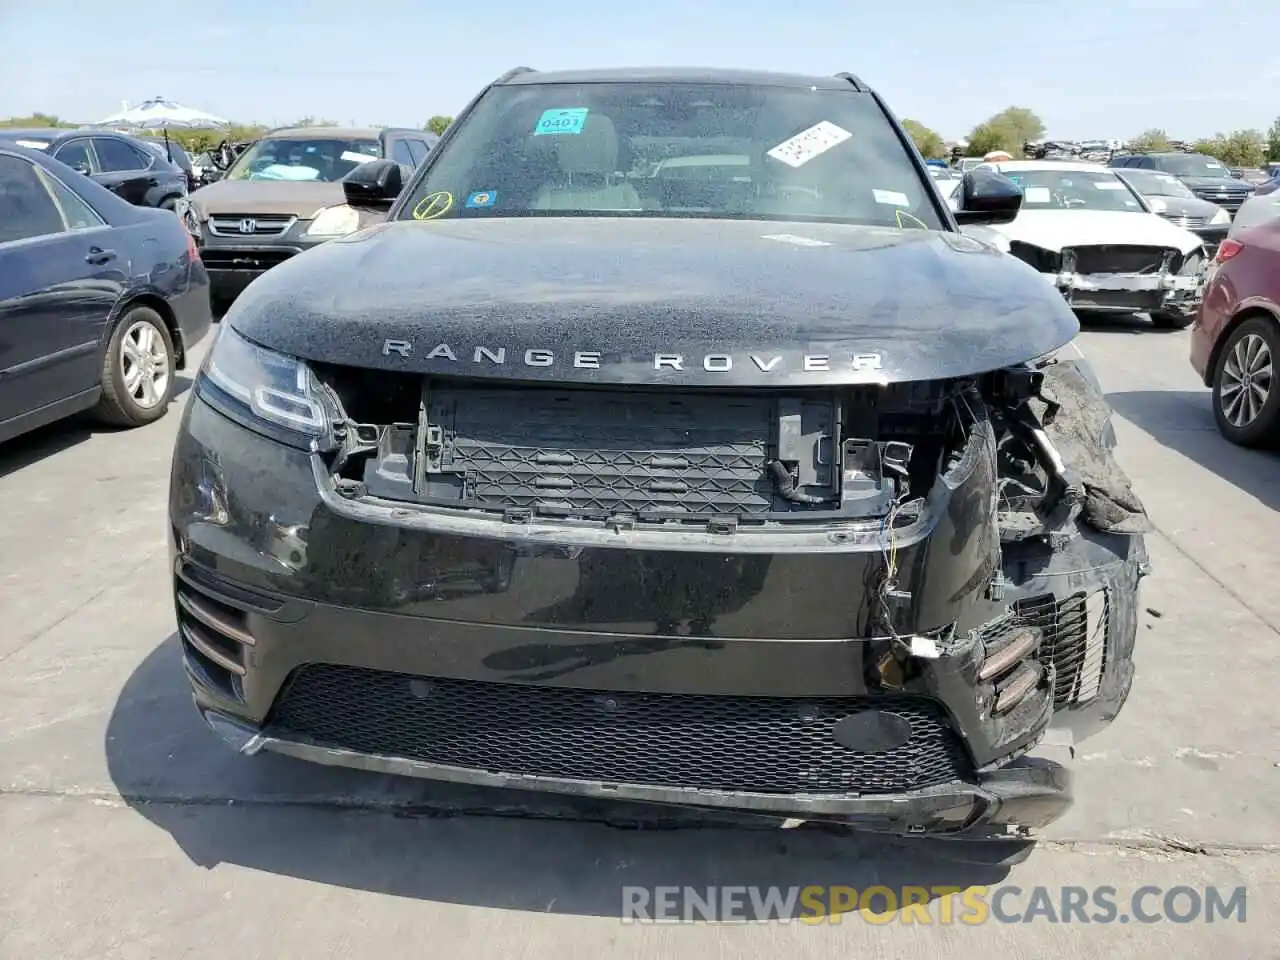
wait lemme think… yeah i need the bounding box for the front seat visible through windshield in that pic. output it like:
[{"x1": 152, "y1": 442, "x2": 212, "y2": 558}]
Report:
[{"x1": 531, "y1": 114, "x2": 642, "y2": 212}]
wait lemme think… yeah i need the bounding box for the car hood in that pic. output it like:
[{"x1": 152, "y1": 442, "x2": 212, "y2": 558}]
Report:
[
  {"x1": 1179, "y1": 176, "x2": 1252, "y2": 193},
  {"x1": 990, "y1": 210, "x2": 1203, "y2": 256},
  {"x1": 187, "y1": 179, "x2": 345, "y2": 217},
  {"x1": 227, "y1": 217, "x2": 1079, "y2": 387},
  {"x1": 1150, "y1": 196, "x2": 1222, "y2": 218}
]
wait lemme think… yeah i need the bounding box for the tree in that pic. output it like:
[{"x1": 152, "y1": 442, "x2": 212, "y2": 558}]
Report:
[
  {"x1": 0, "y1": 112, "x2": 69, "y2": 128},
  {"x1": 1268, "y1": 117, "x2": 1280, "y2": 163},
  {"x1": 1127, "y1": 128, "x2": 1172, "y2": 154},
  {"x1": 965, "y1": 107, "x2": 1044, "y2": 158},
  {"x1": 1191, "y1": 130, "x2": 1266, "y2": 167},
  {"x1": 900, "y1": 119, "x2": 945, "y2": 159},
  {"x1": 425, "y1": 115, "x2": 453, "y2": 136},
  {"x1": 966, "y1": 122, "x2": 1010, "y2": 156}
]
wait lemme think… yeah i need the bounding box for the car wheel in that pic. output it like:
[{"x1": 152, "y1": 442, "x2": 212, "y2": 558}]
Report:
[
  {"x1": 1212, "y1": 316, "x2": 1280, "y2": 447},
  {"x1": 95, "y1": 306, "x2": 177, "y2": 427}
]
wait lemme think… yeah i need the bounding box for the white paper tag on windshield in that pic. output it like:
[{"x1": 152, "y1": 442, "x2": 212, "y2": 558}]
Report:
[
  {"x1": 872, "y1": 189, "x2": 910, "y2": 207},
  {"x1": 767, "y1": 121, "x2": 852, "y2": 168},
  {"x1": 1023, "y1": 186, "x2": 1052, "y2": 203},
  {"x1": 1093, "y1": 181, "x2": 1126, "y2": 190},
  {"x1": 341, "y1": 151, "x2": 377, "y2": 164}
]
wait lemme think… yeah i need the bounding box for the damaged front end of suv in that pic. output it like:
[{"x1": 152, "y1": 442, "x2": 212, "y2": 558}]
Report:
[{"x1": 169, "y1": 67, "x2": 1149, "y2": 840}]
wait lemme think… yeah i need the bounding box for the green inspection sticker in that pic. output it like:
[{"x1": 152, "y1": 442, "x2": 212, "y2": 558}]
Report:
[{"x1": 534, "y1": 108, "x2": 589, "y2": 136}]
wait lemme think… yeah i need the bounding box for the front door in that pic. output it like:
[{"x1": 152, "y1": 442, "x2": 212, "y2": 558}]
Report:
[{"x1": 0, "y1": 154, "x2": 122, "y2": 426}]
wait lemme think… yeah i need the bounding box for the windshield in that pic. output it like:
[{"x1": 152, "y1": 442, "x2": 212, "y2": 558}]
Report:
[
  {"x1": 1157, "y1": 154, "x2": 1231, "y2": 178},
  {"x1": 225, "y1": 136, "x2": 381, "y2": 182},
  {"x1": 398, "y1": 82, "x2": 945, "y2": 229},
  {"x1": 1000, "y1": 169, "x2": 1146, "y2": 212},
  {"x1": 1117, "y1": 169, "x2": 1196, "y2": 199}
]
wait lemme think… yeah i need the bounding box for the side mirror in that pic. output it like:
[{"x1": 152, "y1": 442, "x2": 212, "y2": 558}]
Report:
[
  {"x1": 72, "y1": 161, "x2": 91, "y2": 176},
  {"x1": 953, "y1": 168, "x2": 1023, "y2": 225},
  {"x1": 342, "y1": 159, "x2": 404, "y2": 209},
  {"x1": 202, "y1": 169, "x2": 223, "y2": 184}
]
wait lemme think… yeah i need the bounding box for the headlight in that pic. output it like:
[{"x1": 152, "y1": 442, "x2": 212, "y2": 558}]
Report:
[
  {"x1": 1210, "y1": 207, "x2": 1231, "y2": 225},
  {"x1": 199, "y1": 324, "x2": 329, "y2": 446},
  {"x1": 303, "y1": 204, "x2": 360, "y2": 239}
]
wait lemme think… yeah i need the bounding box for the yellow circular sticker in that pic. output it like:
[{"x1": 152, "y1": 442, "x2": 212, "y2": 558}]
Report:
[{"x1": 413, "y1": 191, "x2": 453, "y2": 221}]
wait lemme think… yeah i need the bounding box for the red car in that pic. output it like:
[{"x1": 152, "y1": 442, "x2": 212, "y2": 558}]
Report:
[{"x1": 1190, "y1": 220, "x2": 1280, "y2": 446}]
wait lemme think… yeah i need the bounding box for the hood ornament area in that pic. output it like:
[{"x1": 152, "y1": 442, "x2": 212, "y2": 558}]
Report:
[{"x1": 380, "y1": 340, "x2": 883, "y2": 376}]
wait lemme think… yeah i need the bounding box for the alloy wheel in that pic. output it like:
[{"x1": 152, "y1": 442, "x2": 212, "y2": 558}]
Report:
[
  {"x1": 1219, "y1": 332, "x2": 1273, "y2": 428},
  {"x1": 119, "y1": 320, "x2": 171, "y2": 410}
]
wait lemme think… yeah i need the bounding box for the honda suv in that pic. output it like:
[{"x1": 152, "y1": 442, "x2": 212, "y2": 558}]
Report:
[{"x1": 186, "y1": 125, "x2": 438, "y2": 307}]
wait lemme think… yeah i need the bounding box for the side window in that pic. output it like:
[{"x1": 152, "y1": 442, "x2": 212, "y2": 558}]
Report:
[
  {"x1": 406, "y1": 139, "x2": 429, "y2": 166},
  {"x1": 36, "y1": 168, "x2": 105, "y2": 231},
  {"x1": 93, "y1": 137, "x2": 149, "y2": 173},
  {"x1": 1139, "y1": 157, "x2": 1157, "y2": 170},
  {"x1": 0, "y1": 155, "x2": 67, "y2": 243},
  {"x1": 53, "y1": 139, "x2": 94, "y2": 172},
  {"x1": 390, "y1": 139, "x2": 416, "y2": 167}
]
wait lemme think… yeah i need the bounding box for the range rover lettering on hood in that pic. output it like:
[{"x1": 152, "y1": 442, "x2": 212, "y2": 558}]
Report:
[{"x1": 380, "y1": 339, "x2": 884, "y2": 376}]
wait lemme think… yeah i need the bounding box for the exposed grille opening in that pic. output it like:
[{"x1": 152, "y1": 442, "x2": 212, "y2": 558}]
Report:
[
  {"x1": 1064, "y1": 245, "x2": 1182, "y2": 275},
  {"x1": 1008, "y1": 241, "x2": 1062, "y2": 274},
  {"x1": 1013, "y1": 590, "x2": 1108, "y2": 708},
  {"x1": 267, "y1": 665, "x2": 975, "y2": 795},
  {"x1": 314, "y1": 369, "x2": 975, "y2": 529}
]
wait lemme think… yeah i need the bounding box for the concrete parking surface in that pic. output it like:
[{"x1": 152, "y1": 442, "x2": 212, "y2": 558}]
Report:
[{"x1": 2, "y1": 317, "x2": 1278, "y2": 959}]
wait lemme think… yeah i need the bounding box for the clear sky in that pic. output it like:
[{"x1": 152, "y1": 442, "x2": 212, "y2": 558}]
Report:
[{"x1": 1, "y1": 0, "x2": 1274, "y2": 141}]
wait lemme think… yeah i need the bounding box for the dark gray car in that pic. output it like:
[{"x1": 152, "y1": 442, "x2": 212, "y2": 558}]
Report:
[
  {"x1": 1112, "y1": 167, "x2": 1232, "y2": 255},
  {"x1": 1110, "y1": 152, "x2": 1254, "y2": 214}
]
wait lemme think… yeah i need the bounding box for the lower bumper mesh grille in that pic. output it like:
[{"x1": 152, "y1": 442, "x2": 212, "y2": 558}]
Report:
[
  {"x1": 268, "y1": 665, "x2": 974, "y2": 795},
  {"x1": 1014, "y1": 591, "x2": 1108, "y2": 707}
]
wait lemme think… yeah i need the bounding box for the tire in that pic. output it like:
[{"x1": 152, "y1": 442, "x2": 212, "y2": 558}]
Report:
[
  {"x1": 1211, "y1": 315, "x2": 1280, "y2": 448},
  {"x1": 95, "y1": 306, "x2": 177, "y2": 428}
]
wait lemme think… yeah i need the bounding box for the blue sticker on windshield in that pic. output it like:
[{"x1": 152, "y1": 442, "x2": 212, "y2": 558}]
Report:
[
  {"x1": 466, "y1": 190, "x2": 497, "y2": 208},
  {"x1": 534, "y1": 108, "x2": 589, "y2": 136}
]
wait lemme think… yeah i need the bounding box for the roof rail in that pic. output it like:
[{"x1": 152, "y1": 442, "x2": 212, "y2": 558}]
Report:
[
  {"x1": 494, "y1": 66, "x2": 536, "y2": 83},
  {"x1": 833, "y1": 72, "x2": 866, "y2": 92}
]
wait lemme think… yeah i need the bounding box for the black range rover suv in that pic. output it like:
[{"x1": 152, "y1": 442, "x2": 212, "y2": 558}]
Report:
[{"x1": 170, "y1": 66, "x2": 1150, "y2": 838}]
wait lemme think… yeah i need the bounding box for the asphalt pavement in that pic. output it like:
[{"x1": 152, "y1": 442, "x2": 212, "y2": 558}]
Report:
[{"x1": 1, "y1": 315, "x2": 1278, "y2": 959}]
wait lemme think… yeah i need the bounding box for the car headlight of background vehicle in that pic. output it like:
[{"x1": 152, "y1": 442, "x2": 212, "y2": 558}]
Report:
[
  {"x1": 199, "y1": 324, "x2": 330, "y2": 447},
  {"x1": 303, "y1": 204, "x2": 360, "y2": 239},
  {"x1": 1210, "y1": 207, "x2": 1231, "y2": 225}
]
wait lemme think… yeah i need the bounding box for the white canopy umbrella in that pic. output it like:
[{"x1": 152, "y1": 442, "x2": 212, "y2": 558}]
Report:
[{"x1": 91, "y1": 97, "x2": 230, "y2": 130}]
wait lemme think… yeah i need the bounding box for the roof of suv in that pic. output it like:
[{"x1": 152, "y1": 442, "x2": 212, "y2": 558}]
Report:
[
  {"x1": 261, "y1": 126, "x2": 419, "y2": 139},
  {"x1": 498, "y1": 66, "x2": 863, "y2": 91}
]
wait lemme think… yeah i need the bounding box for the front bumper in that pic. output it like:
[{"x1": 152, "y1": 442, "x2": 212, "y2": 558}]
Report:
[
  {"x1": 1042, "y1": 267, "x2": 1203, "y2": 314},
  {"x1": 169, "y1": 393, "x2": 1138, "y2": 836},
  {"x1": 196, "y1": 221, "x2": 326, "y2": 301}
]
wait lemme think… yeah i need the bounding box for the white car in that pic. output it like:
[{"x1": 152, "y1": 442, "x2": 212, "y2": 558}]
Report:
[{"x1": 978, "y1": 160, "x2": 1207, "y2": 328}]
